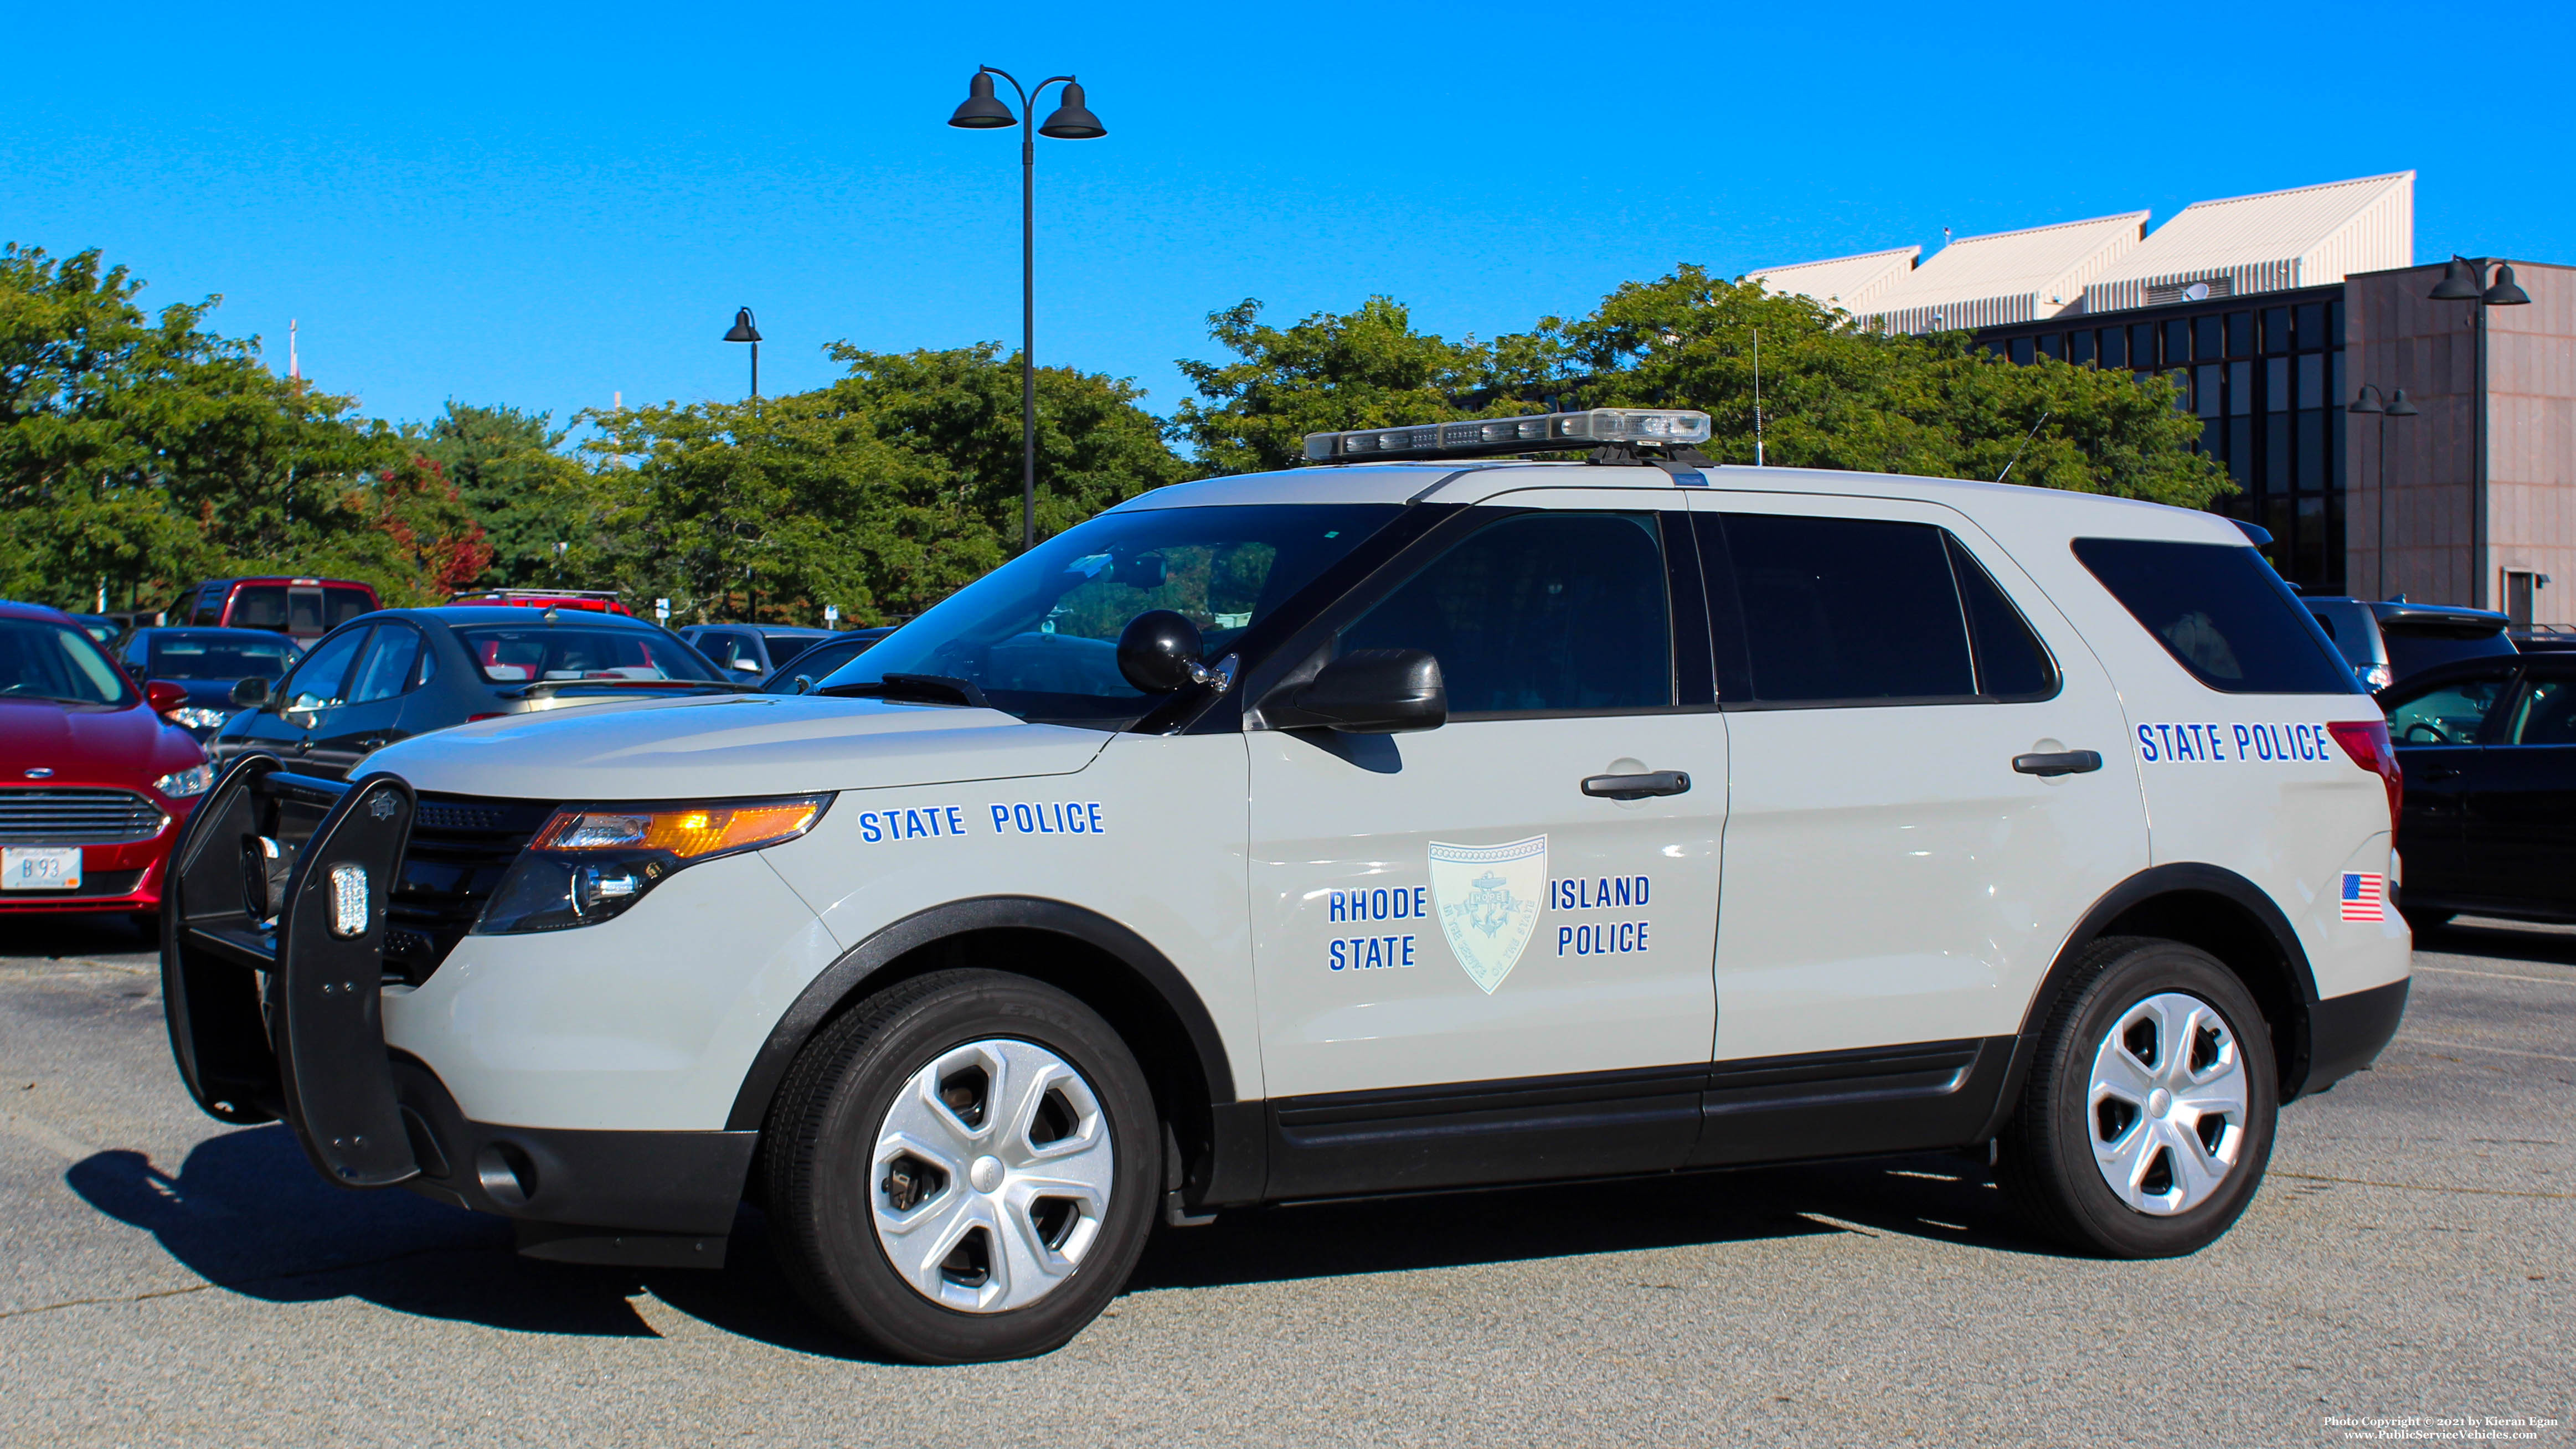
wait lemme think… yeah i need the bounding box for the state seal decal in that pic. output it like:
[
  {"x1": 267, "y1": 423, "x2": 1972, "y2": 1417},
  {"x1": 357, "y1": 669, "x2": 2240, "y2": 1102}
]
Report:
[{"x1": 1428, "y1": 834, "x2": 1547, "y2": 994}]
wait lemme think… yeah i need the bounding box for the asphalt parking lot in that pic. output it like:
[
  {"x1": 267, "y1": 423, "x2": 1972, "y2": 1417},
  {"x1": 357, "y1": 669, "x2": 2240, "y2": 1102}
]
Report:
[{"x1": 1, "y1": 914, "x2": 2565, "y2": 1448}]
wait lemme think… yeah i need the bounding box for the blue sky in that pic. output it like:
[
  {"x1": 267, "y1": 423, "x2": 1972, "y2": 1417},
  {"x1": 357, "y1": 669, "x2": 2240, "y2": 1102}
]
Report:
[{"x1": 7, "y1": 1, "x2": 2569, "y2": 439}]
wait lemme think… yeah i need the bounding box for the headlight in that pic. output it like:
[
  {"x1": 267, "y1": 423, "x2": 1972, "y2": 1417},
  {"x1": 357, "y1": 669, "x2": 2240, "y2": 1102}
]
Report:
[
  {"x1": 475, "y1": 794, "x2": 831, "y2": 935},
  {"x1": 154, "y1": 764, "x2": 216, "y2": 798},
  {"x1": 169, "y1": 707, "x2": 231, "y2": 731}
]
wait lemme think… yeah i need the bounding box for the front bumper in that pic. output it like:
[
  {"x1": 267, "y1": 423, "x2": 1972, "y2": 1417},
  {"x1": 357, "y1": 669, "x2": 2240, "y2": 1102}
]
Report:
[
  {"x1": 161, "y1": 755, "x2": 753, "y2": 1264},
  {"x1": 0, "y1": 811, "x2": 187, "y2": 914}
]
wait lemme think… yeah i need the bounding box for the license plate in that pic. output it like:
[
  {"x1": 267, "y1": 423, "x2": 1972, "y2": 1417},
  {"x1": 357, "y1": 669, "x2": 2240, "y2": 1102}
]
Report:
[{"x1": 2, "y1": 847, "x2": 83, "y2": 891}]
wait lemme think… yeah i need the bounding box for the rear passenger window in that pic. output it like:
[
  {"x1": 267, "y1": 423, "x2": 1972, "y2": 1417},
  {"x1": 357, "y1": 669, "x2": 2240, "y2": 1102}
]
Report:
[
  {"x1": 2506, "y1": 679, "x2": 2576, "y2": 745},
  {"x1": 2073, "y1": 538, "x2": 2356, "y2": 694},
  {"x1": 1949, "y1": 536, "x2": 2058, "y2": 700},
  {"x1": 1342, "y1": 512, "x2": 1672, "y2": 715},
  {"x1": 1701, "y1": 514, "x2": 2053, "y2": 706}
]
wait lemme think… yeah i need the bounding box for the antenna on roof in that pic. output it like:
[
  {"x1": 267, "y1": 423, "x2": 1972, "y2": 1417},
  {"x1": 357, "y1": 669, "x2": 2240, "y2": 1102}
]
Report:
[
  {"x1": 1996, "y1": 410, "x2": 2052, "y2": 483},
  {"x1": 1751, "y1": 328, "x2": 1765, "y2": 467}
]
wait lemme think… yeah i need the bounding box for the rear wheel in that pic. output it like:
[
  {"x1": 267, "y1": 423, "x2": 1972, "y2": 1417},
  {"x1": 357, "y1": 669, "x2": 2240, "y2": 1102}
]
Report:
[
  {"x1": 1999, "y1": 937, "x2": 2277, "y2": 1257},
  {"x1": 762, "y1": 968, "x2": 1158, "y2": 1363}
]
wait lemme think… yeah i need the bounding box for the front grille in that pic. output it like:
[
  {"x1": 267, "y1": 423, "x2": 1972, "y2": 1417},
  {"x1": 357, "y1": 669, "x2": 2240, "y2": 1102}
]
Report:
[
  {"x1": 387, "y1": 793, "x2": 554, "y2": 986},
  {"x1": 0, "y1": 868, "x2": 146, "y2": 901},
  {"x1": 0, "y1": 789, "x2": 166, "y2": 844}
]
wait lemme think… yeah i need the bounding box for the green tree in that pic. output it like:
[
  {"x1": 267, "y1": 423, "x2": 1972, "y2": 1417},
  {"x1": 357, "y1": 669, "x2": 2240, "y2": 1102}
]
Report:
[
  {"x1": 1173, "y1": 272, "x2": 2229, "y2": 510},
  {"x1": 1558, "y1": 266, "x2": 2228, "y2": 506},
  {"x1": 575, "y1": 344, "x2": 1191, "y2": 625},
  {"x1": 413, "y1": 402, "x2": 589, "y2": 588},
  {"x1": 1174, "y1": 297, "x2": 1491, "y2": 475},
  {"x1": 821, "y1": 342, "x2": 1189, "y2": 542},
  {"x1": 0, "y1": 243, "x2": 455, "y2": 610}
]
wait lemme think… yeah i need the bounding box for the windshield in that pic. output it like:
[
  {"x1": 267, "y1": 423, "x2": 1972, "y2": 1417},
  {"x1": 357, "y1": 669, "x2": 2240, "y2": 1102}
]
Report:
[
  {"x1": 0, "y1": 617, "x2": 136, "y2": 707},
  {"x1": 818, "y1": 503, "x2": 1402, "y2": 726},
  {"x1": 148, "y1": 632, "x2": 301, "y2": 680},
  {"x1": 456, "y1": 626, "x2": 724, "y2": 683}
]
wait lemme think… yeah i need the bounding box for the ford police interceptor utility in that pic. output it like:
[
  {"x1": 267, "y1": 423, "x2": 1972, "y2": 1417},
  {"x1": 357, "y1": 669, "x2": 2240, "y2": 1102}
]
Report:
[{"x1": 161, "y1": 408, "x2": 2410, "y2": 1364}]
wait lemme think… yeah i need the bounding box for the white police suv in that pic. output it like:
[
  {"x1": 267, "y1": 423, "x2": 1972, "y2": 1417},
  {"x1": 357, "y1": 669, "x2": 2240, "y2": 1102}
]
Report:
[{"x1": 162, "y1": 409, "x2": 2411, "y2": 1363}]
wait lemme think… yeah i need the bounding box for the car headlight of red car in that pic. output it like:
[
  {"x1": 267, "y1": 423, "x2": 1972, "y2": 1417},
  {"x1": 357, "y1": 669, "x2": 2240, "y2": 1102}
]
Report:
[{"x1": 154, "y1": 764, "x2": 215, "y2": 798}]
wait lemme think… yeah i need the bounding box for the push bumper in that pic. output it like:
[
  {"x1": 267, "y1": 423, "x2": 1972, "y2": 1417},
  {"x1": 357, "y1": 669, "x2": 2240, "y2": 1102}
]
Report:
[{"x1": 161, "y1": 755, "x2": 751, "y2": 1264}]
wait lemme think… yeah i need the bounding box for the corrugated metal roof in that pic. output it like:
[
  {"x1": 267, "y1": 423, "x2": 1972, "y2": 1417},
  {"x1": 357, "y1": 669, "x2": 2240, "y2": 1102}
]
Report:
[
  {"x1": 1866, "y1": 212, "x2": 2149, "y2": 333},
  {"x1": 1749, "y1": 245, "x2": 1919, "y2": 313},
  {"x1": 2083, "y1": 172, "x2": 2413, "y2": 313}
]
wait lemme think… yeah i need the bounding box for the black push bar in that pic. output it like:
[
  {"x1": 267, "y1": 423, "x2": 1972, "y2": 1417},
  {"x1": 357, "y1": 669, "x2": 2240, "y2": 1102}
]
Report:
[{"x1": 162, "y1": 753, "x2": 423, "y2": 1187}]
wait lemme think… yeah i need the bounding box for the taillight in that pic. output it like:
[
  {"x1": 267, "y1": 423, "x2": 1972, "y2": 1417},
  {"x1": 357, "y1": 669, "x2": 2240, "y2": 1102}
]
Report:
[
  {"x1": 2327, "y1": 719, "x2": 2402, "y2": 828},
  {"x1": 466, "y1": 713, "x2": 506, "y2": 723}
]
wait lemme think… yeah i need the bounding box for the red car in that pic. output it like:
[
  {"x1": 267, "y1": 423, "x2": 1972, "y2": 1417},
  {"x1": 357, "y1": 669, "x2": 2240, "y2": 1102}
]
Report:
[{"x1": 0, "y1": 600, "x2": 213, "y2": 922}]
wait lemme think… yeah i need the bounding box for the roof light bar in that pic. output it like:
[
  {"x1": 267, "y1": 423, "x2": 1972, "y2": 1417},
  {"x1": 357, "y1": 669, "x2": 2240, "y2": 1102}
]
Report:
[{"x1": 1302, "y1": 409, "x2": 1713, "y2": 464}]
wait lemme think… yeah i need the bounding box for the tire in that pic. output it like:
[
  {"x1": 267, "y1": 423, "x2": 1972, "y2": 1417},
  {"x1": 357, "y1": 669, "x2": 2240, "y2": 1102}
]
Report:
[
  {"x1": 761, "y1": 968, "x2": 1160, "y2": 1363},
  {"x1": 1997, "y1": 937, "x2": 2278, "y2": 1258}
]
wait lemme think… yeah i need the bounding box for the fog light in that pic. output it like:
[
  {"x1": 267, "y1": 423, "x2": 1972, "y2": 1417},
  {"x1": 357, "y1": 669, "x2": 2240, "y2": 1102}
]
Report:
[{"x1": 328, "y1": 862, "x2": 370, "y2": 938}]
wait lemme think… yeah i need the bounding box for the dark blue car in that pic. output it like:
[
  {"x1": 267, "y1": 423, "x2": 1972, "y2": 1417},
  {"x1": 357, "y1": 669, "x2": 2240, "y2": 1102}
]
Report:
[{"x1": 116, "y1": 627, "x2": 305, "y2": 741}]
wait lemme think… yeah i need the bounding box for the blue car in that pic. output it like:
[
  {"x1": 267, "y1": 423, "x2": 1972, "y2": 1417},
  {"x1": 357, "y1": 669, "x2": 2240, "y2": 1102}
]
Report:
[{"x1": 117, "y1": 627, "x2": 304, "y2": 741}]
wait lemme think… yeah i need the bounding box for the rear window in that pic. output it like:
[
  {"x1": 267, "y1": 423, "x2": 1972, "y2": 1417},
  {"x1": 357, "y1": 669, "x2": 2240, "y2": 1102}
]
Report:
[
  {"x1": 767, "y1": 636, "x2": 818, "y2": 667},
  {"x1": 456, "y1": 626, "x2": 722, "y2": 683},
  {"x1": 148, "y1": 633, "x2": 300, "y2": 680},
  {"x1": 324, "y1": 587, "x2": 375, "y2": 628},
  {"x1": 2073, "y1": 538, "x2": 2357, "y2": 694},
  {"x1": 230, "y1": 585, "x2": 290, "y2": 630}
]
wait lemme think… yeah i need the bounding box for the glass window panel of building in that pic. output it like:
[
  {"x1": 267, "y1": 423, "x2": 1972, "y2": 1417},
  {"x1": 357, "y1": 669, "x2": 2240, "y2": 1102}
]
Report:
[{"x1": 1970, "y1": 289, "x2": 2345, "y2": 593}]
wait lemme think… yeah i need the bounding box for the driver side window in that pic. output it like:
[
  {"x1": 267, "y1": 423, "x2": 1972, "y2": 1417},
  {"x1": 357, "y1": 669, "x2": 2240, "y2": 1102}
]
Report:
[
  {"x1": 282, "y1": 627, "x2": 368, "y2": 713},
  {"x1": 2386, "y1": 673, "x2": 2512, "y2": 747}
]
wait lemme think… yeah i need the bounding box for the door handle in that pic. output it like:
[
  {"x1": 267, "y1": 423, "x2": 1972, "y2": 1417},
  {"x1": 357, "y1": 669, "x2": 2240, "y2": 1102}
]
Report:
[
  {"x1": 2013, "y1": 750, "x2": 2103, "y2": 777},
  {"x1": 2425, "y1": 767, "x2": 2465, "y2": 781},
  {"x1": 1581, "y1": 770, "x2": 1691, "y2": 800}
]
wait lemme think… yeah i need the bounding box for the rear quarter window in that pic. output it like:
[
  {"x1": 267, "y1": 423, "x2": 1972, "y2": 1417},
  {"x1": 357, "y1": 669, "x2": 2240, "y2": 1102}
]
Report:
[{"x1": 2073, "y1": 538, "x2": 2357, "y2": 695}]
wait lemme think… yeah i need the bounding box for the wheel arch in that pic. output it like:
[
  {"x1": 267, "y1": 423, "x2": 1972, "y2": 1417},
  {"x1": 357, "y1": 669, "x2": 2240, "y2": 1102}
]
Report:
[
  {"x1": 1978, "y1": 864, "x2": 2324, "y2": 1141},
  {"x1": 726, "y1": 897, "x2": 1260, "y2": 1206}
]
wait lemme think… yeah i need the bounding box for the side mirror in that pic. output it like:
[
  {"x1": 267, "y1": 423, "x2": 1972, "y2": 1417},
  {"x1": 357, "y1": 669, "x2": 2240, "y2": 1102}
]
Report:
[
  {"x1": 146, "y1": 679, "x2": 189, "y2": 716},
  {"x1": 1117, "y1": 610, "x2": 1212, "y2": 694},
  {"x1": 230, "y1": 677, "x2": 271, "y2": 709},
  {"x1": 732, "y1": 658, "x2": 763, "y2": 673},
  {"x1": 1261, "y1": 649, "x2": 1446, "y2": 734}
]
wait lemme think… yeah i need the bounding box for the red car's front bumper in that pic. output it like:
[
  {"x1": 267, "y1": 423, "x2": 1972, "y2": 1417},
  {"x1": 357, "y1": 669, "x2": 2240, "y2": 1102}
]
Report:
[{"x1": 0, "y1": 796, "x2": 195, "y2": 915}]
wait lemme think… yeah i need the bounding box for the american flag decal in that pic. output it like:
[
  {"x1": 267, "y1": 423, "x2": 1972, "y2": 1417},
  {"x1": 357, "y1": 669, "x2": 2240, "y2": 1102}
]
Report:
[{"x1": 2341, "y1": 872, "x2": 2386, "y2": 922}]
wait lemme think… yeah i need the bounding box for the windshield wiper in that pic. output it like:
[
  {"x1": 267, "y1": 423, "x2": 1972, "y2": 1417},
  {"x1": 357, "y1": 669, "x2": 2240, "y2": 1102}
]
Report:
[{"x1": 818, "y1": 673, "x2": 993, "y2": 708}]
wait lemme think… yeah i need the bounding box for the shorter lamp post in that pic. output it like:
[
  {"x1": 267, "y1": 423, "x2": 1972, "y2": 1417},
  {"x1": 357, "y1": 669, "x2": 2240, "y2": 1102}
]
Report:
[
  {"x1": 2350, "y1": 384, "x2": 2418, "y2": 605},
  {"x1": 2426, "y1": 258, "x2": 2529, "y2": 606},
  {"x1": 724, "y1": 308, "x2": 763, "y2": 399}
]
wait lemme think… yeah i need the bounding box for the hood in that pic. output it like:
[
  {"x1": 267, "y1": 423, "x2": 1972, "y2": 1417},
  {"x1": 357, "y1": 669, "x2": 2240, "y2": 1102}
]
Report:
[
  {"x1": 360, "y1": 693, "x2": 1114, "y2": 800},
  {"x1": 0, "y1": 698, "x2": 205, "y2": 788}
]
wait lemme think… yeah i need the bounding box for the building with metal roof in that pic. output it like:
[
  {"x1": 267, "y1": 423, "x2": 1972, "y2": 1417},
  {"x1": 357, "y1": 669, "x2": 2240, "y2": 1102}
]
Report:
[
  {"x1": 1748, "y1": 245, "x2": 1918, "y2": 315},
  {"x1": 1741, "y1": 173, "x2": 2573, "y2": 620},
  {"x1": 2082, "y1": 172, "x2": 2414, "y2": 314},
  {"x1": 1861, "y1": 212, "x2": 2148, "y2": 335}
]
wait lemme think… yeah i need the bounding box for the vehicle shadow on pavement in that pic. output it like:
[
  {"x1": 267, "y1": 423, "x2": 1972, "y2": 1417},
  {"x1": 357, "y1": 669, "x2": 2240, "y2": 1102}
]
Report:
[
  {"x1": 65, "y1": 1124, "x2": 664, "y2": 1338},
  {"x1": 1127, "y1": 1151, "x2": 2068, "y2": 1296}
]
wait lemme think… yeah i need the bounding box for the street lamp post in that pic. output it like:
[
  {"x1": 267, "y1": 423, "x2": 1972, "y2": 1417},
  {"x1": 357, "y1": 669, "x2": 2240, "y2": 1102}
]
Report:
[
  {"x1": 949, "y1": 66, "x2": 1107, "y2": 554},
  {"x1": 2426, "y1": 257, "x2": 2530, "y2": 607},
  {"x1": 2350, "y1": 384, "x2": 2418, "y2": 601},
  {"x1": 724, "y1": 308, "x2": 763, "y2": 399}
]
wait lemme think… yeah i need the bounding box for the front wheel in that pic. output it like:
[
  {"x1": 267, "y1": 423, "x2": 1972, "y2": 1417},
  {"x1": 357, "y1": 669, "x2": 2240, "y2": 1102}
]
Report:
[
  {"x1": 761, "y1": 968, "x2": 1160, "y2": 1363},
  {"x1": 1998, "y1": 937, "x2": 2278, "y2": 1257}
]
